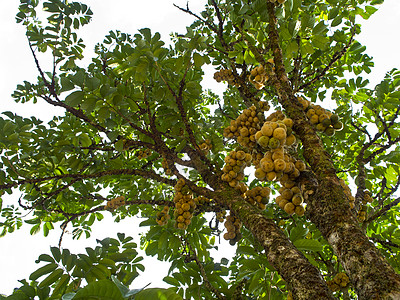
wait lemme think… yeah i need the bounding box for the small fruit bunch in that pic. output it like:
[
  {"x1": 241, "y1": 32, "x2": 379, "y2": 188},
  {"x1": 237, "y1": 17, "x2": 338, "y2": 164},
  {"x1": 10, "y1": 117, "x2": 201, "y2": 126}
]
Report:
[
  {"x1": 199, "y1": 139, "x2": 212, "y2": 155},
  {"x1": 217, "y1": 210, "x2": 227, "y2": 223},
  {"x1": 327, "y1": 272, "x2": 350, "y2": 292},
  {"x1": 136, "y1": 148, "x2": 152, "y2": 159},
  {"x1": 357, "y1": 205, "x2": 367, "y2": 223},
  {"x1": 254, "y1": 148, "x2": 305, "y2": 182},
  {"x1": 339, "y1": 178, "x2": 355, "y2": 209},
  {"x1": 249, "y1": 65, "x2": 268, "y2": 90},
  {"x1": 297, "y1": 97, "x2": 343, "y2": 136},
  {"x1": 255, "y1": 118, "x2": 297, "y2": 150},
  {"x1": 213, "y1": 68, "x2": 240, "y2": 87},
  {"x1": 275, "y1": 182, "x2": 305, "y2": 216},
  {"x1": 161, "y1": 155, "x2": 172, "y2": 175},
  {"x1": 156, "y1": 206, "x2": 171, "y2": 226},
  {"x1": 244, "y1": 186, "x2": 271, "y2": 210},
  {"x1": 105, "y1": 196, "x2": 126, "y2": 211},
  {"x1": 223, "y1": 213, "x2": 243, "y2": 245},
  {"x1": 173, "y1": 178, "x2": 196, "y2": 230},
  {"x1": 223, "y1": 105, "x2": 265, "y2": 150},
  {"x1": 221, "y1": 150, "x2": 253, "y2": 188}
]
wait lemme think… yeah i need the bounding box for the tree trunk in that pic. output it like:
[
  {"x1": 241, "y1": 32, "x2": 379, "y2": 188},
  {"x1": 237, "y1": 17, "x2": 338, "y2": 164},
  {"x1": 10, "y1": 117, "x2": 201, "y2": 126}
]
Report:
[{"x1": 226, "y1": 192, "x2": 335, "y2": 300}]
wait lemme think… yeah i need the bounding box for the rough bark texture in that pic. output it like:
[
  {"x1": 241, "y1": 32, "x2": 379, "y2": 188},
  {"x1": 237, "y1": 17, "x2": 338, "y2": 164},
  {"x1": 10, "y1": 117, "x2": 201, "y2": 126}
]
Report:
[
  {"x1": 222, "y1": 191, "x2": 335, "y2": 300},
  {"x1": 186, "y1": 147, "x2": 334, "y2": 299},
  {"x1": 266, "y1": 3, "x2": 400, "y2": 299}
]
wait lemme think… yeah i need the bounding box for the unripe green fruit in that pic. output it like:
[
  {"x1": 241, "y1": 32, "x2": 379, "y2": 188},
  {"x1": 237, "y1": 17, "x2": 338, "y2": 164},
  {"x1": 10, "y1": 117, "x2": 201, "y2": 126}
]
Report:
[
  {"x1": 257, "y1": 135, "x2": 270, "y2": 148},
  {"x1": 333, "y1": 121, "x2": 343, "y2": 131},
  {"x1": 325, "y1": 127, "x2": 335, "y2": 136},
  {"x1": 330, "y1": 114, "x2": 339, "y2": 124},
  {"x1": 268, "y1": 137, "x2": 280, "y2": 149}
]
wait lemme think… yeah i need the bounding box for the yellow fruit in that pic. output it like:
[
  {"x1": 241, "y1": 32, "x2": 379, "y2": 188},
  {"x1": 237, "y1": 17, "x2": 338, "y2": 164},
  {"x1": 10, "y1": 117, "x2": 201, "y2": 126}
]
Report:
[
  {"x1": 283, "y1": 118, "x2": 293, "y2": 128},
  {"x1": 286, "y1": 134, "x2": 296, "y2": 146},
  {"x1": 272, "y1": 149, "x2": 284, "y2": 160},
  {"x1": 274, "y1": 159, "x2": 286, "y2": 172},
  {"x1": 292, "y1": 194, "x2": 303, "y2": 205},
  {"x1": 273, "y1": 127, "x2": 287, "y2": 140},
  {"x1": 261, "y1": 123, "x2": 274, "y2": 136},
  {"x1": 281, "y1": 188, "x2": 294, "y2": 200},
  {"x1": 295, "y1": 205, "x2": 305, "y2": 216},
  {"x1": 284, "y1": 202, "x2": 295, "y2": 214},
  {"x1": 266, "y1": 171, "x2": 277, "y2": 181},
  {"x1": 255, "y1": 168, "x2": 266, "y2": 180},
  {"x1": 260, "y1": 187, "x2": 271, "y2": 198},
  {"x1": 255, "y1": 131, "x2": 263, "y2": 141},
  {"x1": 310, "y1": 114, "x2": 319, "y2": 124},
  {"x1": 182, "y1": 203, "x2": 190, "y2": 211},
  {"x1": 295, "y1": 160, "x2": 306, "y2": 171},
  {"x1": 261, "y1": 159, "x2": 275, "y2": 173},
  {"x1": 279, "y1": 199, "x2": 289, "y2": 209}
]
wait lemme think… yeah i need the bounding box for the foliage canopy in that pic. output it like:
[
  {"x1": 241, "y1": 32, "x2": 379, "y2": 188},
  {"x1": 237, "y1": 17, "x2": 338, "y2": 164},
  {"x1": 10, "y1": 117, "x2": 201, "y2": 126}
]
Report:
[{"x1": 1, "y1": 0, "x2": 400, "y2": 299}]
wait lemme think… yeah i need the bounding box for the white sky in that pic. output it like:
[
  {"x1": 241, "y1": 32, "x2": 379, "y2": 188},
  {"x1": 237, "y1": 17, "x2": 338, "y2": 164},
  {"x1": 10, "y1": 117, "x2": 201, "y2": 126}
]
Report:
[{"x1": 1, "y1": 0, "x2": 400, "y2": 296}]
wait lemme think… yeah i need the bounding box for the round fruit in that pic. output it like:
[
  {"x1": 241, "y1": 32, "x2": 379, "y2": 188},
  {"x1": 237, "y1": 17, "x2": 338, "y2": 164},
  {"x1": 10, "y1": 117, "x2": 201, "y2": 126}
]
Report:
[
  {"x1": 268, "y1": 137, "x2": 280, "y2": 149},
  {"x1": 257, "y1": 135, "x2": 270, "y2": 148},
  {"x1": 273, "y1": 127, "x2": 287, "y2": 140},
  {"x1": 274, "y1": 159, "x2": 286, "y2": 172},
  {"x1": 284, "y1": 202, "x2": 295, "y2": 214}
]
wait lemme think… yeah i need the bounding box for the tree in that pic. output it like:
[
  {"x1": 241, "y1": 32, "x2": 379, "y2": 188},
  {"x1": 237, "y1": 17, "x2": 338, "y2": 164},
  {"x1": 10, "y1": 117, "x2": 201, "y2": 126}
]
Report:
[{"x1": 1, "y1": 0, "x2": 400, "y2": 299}]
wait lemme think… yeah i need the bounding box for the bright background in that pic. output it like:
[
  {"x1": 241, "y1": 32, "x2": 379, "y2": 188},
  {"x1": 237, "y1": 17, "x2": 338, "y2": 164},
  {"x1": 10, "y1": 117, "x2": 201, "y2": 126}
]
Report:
[{"x1": 1, "y1": 0, "x2": 399, "y2": 295}]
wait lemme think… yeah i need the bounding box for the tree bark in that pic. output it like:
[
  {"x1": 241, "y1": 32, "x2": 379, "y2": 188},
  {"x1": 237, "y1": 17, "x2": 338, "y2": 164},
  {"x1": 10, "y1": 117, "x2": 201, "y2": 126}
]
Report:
[
  {"x1": 222, "y1": 191, "x2": 335, "y2": 300},
  {"x1": 266, "y1": 3, "x2": 400, "y2": 298}
]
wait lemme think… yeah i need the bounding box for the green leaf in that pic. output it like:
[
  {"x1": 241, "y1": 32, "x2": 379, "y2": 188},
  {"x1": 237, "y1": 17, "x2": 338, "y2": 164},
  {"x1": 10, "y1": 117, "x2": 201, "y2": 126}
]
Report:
[
  {"x1": 193, "y1": 53, "x2": 204, "y2": 68},
  {"x1": 60, "y1": 77, "x2": 75, "y2": 92},
  {"x1": 134, "y1": 288, "x2": 183, "y2": 300},
  {"x1": 50, "y1": 247, "x2": 62, "y2": 262},
  {"x1": 52, "y1": 274, "x2": 70, "y2": 297},
  {"x1": 72, "y1": 280, "x2": 124, "y2": 300},
  {"x1": 65, "y1": 91, "x2": 84, "y2": 106},
  {"x1": 163, "y1": 276, "x2": 180, "y2": 286},
  {"x1": 293, "y1": 239, "x2": 323, "y2": 252},
  {"x1": 37, "y1": 254, "x2": 55, "y2": 263},
  {"x1": 38, "y1": 268, "x2": 64, "y2": 288},
  {"x1": 29, "y1": 263, "x2": 58, "y2": 281}
]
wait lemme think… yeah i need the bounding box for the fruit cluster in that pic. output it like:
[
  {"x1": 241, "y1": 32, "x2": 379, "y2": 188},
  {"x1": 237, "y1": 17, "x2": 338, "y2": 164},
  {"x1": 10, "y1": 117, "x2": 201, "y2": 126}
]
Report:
[
  {"x1": 249, "y1": 65, "x2": 268, "y2": 90},
  {"x1": 156, "y1": 206, "x2": 170, "y2": 226},
  {"x1": 275, "y1": 183, "x2": 305, "y2": 216},
  {"x1": 199, "y1": 139, "x2": 212, "y2": 155},
  {"x1": 194, "y1": 195, "x2": 211, "y2": 206},
  {"x1": 339, "y1": 179, "x2": 355, "y2": 209},
  {"x1": 104, "y1": 196, "x2": 126, "y2": 211},
  {"x1": 357, "y1": 204, "x2": 367, "y2": 223},
  {"x1": 254, "y1": 148, "x2": 304, "y2": 182},
  {"x1": 161, "y1": 155, "x2": 172, "y2": 175},
  {"x1": 297, "y1": 97, "x2": 343, "y2": 136},
  {"x1": 327, "y1": 272, "x2": 350, "y2": 292},
  {"x1": 173, "y1": 179, "x2": 196, "y2": 230},
  {"x1": 217, "y1": 210, "x2": 226, "y2": 222},
  {"x1": 223, "y1": 213, "x2": 243, "y2": 245},
  {"x1": 244, "y1": 186, "x2": 271, "y2": 210},
  {"x1": 223, "y1": 105, "x2": 266, "y2": 150},
  {"x1": 213, "y1": 69, "x2": 240, "y2": 87},
  {"x1": 255, "y1": 119, "x2": 297, "y2": 151},
  {"x1": 221, "y1": 150, "x2": 252, "y2": 188},
  {"x1": 362, "y1": 190, "x2": 374, "y2": 204},
  {"x1": 136, "y1": 148, "x2": 152, "y2": 159}
]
